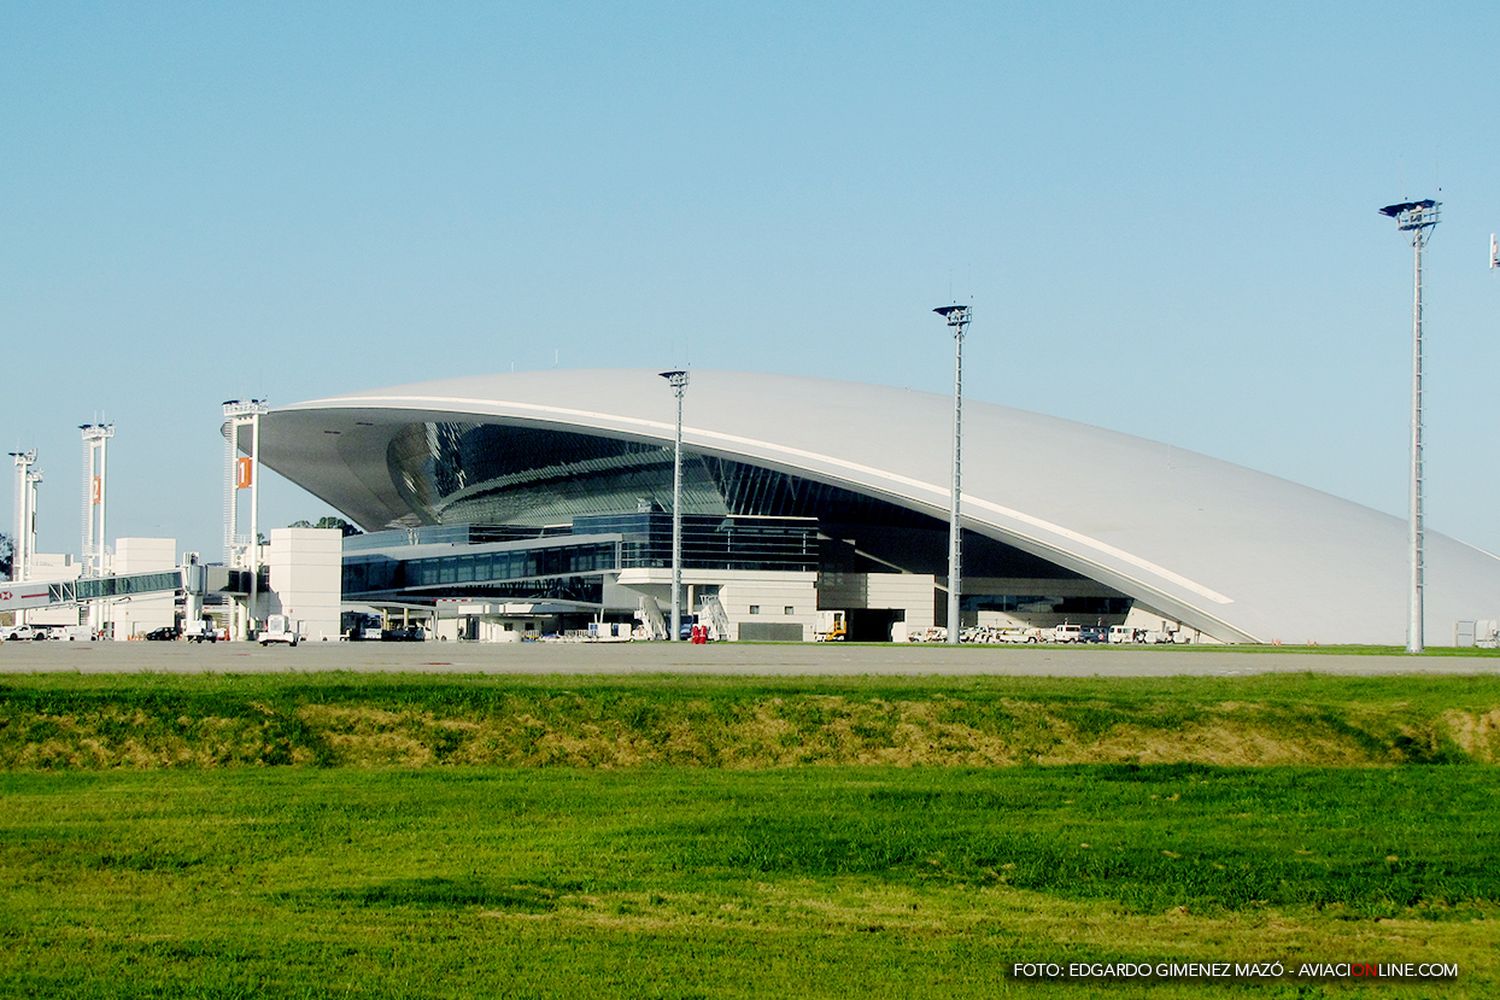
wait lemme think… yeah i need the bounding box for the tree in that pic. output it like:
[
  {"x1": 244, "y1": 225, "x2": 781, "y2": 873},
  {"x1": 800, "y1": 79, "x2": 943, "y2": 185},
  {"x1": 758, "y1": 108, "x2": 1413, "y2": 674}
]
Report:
[{"x1": 289, "y1": 517, "x2": 362, "y2": 537}]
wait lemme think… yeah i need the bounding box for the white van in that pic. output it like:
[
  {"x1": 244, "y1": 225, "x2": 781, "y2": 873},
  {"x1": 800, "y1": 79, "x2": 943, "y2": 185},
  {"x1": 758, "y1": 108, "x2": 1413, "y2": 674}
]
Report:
[
  {"x1": 1051, "y1": 623, "x2": 1082, "y2": 643},
  {"x1": 1108, "y1": 625, "x2": 1138, "y2": 644}
]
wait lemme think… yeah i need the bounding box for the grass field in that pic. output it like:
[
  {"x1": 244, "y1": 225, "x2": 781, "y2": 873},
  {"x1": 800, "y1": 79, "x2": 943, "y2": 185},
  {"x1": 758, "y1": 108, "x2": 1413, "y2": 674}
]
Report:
[{"x1": 2, "y1": 672, "x2": 1498, "y2": 997}]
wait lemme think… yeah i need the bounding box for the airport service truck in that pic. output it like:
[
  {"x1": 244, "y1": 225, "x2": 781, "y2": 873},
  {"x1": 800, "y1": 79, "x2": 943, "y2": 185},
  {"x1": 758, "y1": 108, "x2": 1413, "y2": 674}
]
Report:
[{"x1": 258, "y1": 614, "x2": 300, "y2": 647}]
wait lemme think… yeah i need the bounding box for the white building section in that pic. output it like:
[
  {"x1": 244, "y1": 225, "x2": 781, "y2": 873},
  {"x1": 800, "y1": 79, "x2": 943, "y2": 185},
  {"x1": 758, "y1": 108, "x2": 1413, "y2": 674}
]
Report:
[
  {"x1": 250, "y1": 370, "x2": 1500, "y2": 645},
  {"x1": 110, "y1": 538, "x2": 177, "y2": 639},
  {"x1": 222, "y1": 399, "x2": 269, "y2": 640},
  {"x1": 8, "y1": 451, "x2": 42, "y2": 624},
  {"x1": 261, "y1": 527, "x2": 343, "y2": 642},
  {"x1": 79, "y1": 423, "x2": 114, "y2": 579}
]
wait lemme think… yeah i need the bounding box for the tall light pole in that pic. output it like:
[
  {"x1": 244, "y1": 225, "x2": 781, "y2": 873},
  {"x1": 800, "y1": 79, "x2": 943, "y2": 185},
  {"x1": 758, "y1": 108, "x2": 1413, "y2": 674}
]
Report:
[
  {"x1": 9, "y1": 451, "x2": 37, "y2": 586},
  {"x1": 1380, "y1": 198, "x2": 1440, "y2": 654},
  {"x1": 223, "y1": 399, "x2": 270, "y2": 640},
  {"x1": 659, "y1": 370, "x2": 689, "y2": 641},
  {"x1": 80, "y1": 423, "x2": 115, "y2": 636},
  {"x1": 934, "y1": 304, "x2": 971, "y2": 645},
  {"x1": 80, "y1": 423, "x2": 114, "y2": 579},
  {"x1": 9, "y1": 452, "x2": 40, "y2": 626}
]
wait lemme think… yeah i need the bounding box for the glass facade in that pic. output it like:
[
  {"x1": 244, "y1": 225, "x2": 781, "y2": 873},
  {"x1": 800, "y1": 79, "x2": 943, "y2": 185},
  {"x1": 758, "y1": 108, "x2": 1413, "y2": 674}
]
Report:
[
  {"x1": 961, "y1": 594, "x2": 1132, "y2": 616},
  {"x1": 61, "y1": 570, "x2": 183, "y2": 603},
  {"x1": 574, "y1": 513, "x2": 817, "y2": 573},
  {"x1": 354, "y1": 420, "x2": 1115, "y2": 606},
  {"x1": 344, "y1": 538, "x2": 617, "y2": 600},
  {"x1": 342, "y1": 512, "x2": 819, "y2": 602}
]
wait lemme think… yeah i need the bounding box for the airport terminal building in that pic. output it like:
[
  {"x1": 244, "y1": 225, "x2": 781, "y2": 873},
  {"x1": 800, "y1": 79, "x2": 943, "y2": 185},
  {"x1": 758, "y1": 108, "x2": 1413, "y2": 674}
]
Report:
[{"x1": 258, "y1": 369, "x2": 1500, "y2": 645}]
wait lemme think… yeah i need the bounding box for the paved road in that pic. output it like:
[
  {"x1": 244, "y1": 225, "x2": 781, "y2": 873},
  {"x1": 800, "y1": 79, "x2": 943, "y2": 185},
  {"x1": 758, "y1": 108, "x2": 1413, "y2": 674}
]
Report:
[{"x1": 1, "y1": 640, "x2": 1495, "y2": 676}]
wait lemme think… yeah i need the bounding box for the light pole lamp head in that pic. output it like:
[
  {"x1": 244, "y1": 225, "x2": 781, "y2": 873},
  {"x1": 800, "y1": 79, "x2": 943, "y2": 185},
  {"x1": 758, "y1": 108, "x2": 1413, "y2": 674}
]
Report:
[
  {"x1": 223, "y1": 399, "x2": 270, "y2": 418},
  {"x1": 933, "y1": 303, "x2": 971, "y2": 332},
  {"x1": 1379, "y1": 199, "x2": 1440, "y2": 241},
  {"x1": 659, "y1": 369, "x2": 690, "y2": 392}
]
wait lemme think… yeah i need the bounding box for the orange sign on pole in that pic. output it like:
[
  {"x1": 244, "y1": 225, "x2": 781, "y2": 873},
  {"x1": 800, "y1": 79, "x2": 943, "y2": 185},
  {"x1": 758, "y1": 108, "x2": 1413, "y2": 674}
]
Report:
[
  {"x1": 91, "y1": 475, "x2": 102, "y2": 505},
  {"x1": 235, "y1": 457, "x2": 253, "y2": 490}
]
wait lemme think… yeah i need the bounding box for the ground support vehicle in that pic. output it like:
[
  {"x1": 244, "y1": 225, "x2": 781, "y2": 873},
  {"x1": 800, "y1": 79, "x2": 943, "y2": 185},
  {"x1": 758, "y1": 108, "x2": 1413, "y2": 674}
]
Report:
[
  {"x1": 182, "y1": 621, "x2": 217, "y2": 643},
  {"x1": 1051, "y1": 623, "x2": 1082, "y2": 643},
  {"x1": 259, "y1": 615, "x2": 300, "y2": 647},
  {"x1": 814, "y1": 610, "x2": 847, "y2": 642}
]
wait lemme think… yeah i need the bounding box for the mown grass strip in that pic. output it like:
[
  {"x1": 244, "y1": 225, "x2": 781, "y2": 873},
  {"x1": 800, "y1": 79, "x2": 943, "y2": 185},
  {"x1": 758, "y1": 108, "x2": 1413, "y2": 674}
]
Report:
[{"x1": 3, "y1": 672, "x2": 1499, "y2": 769}]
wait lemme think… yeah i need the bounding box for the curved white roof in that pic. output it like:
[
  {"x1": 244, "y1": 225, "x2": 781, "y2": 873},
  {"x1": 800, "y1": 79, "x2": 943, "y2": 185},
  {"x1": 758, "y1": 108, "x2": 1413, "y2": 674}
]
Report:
[{"x1": 259, "y1": 369, "x2": 1500, "y2": 645}]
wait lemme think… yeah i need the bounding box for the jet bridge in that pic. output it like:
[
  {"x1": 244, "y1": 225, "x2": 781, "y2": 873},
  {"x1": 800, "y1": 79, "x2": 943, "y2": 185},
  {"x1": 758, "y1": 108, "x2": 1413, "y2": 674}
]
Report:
[{"x1": 0, "y1": 569, "x2": 186, "y2": 615}]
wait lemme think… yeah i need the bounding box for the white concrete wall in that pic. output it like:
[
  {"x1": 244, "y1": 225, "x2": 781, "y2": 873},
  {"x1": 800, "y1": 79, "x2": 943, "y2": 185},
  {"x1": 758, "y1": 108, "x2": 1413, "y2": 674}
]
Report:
[
  {"x1": 816, "y1": 572, "x2": 936, "y2": 630},
  {"x1": 614, "y1": 568, "x2": 818, "y2": 640},
  {"x1": 265, "y1": 528, "x2": 342, "y2": 641},
  {"x1": 718, "y1": 575, "x2": 817, "y2": 641},
  {"x1": 111, "y1": 538, "x2": 177, "y2": 638},
  {"x1": 27, "y1": 553, "x2": 81, "y2": 581},
  {"x1": 15, "y1": 554, "x2": 82, "y2": 627}
]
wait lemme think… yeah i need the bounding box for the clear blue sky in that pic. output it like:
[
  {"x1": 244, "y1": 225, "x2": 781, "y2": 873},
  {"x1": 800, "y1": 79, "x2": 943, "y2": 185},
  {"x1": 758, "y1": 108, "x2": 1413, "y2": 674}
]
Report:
[{"x1": 3, "y1": 1, "x2": 1498, "y2": 560}]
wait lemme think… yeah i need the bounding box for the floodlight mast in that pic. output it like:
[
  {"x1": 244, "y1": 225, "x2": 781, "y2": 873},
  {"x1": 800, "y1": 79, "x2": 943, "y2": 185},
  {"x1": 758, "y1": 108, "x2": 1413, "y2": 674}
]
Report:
[
  {"x1": 222, "y1": 399, "x2": 270, "y2": 641},
  {"x1": 934, "y1": 304, "x2": 971, "y2": 645},
  {"x1": 1379, "y1": 199, "x2": 1440, "y2": 654},
  {"x1": 659, "y1": 370, "x2": 690, "y2": 642},
  {"x1": 9, "y1": 452, "x2": 38, "y2": 618}
]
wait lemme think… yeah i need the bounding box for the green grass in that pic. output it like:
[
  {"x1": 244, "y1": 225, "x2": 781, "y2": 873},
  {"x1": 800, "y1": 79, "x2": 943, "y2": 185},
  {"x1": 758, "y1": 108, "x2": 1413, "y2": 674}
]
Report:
[
  {"x1": 2, "y1": 673, "x2": 1498, "y2": 997},
  {"x1": 2, "y1": 765, "x2": 1498, "y2": 998}
]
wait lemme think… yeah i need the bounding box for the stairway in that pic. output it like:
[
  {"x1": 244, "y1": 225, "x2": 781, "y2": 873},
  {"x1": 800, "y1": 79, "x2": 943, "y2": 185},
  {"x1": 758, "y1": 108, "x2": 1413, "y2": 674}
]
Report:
[
  {"x1": 699, "y1": 593, "x2": 732, "y2": 641},
  {"x1": 639, "y1": 595, "x2": 669, "y2": 641}
]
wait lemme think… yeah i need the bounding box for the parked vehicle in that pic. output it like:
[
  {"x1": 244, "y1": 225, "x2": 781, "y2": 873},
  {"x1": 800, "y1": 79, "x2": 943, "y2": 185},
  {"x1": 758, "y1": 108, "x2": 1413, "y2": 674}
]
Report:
[
  {"x1": 341, "y1": 611, "x2": 384, "y2": 641},
  {"x1": 1079, "y1": 625, "x2": 1108, "y2": 644},
  {"x1": 1051, "y1": 623, "x2": 1082, "y2": 643},
  {"x1": 814, "y1": 610, "x2": 847, "y2": 642},
  {"x1": 1108, "y1": 625, "x2": 1140, "y2": 644},
  {"x1": 144, "y1": 626, "x2": 179, "y2": 641},
  {"x1": 3, "y1": 625, "x2": 47, "y2": 641},
  {"x1": 182, "y1": 621, "x2": 217, "y2": 643},
  {"x1": 259, "y1": 614, "x2": 300, "y2": 647}
]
